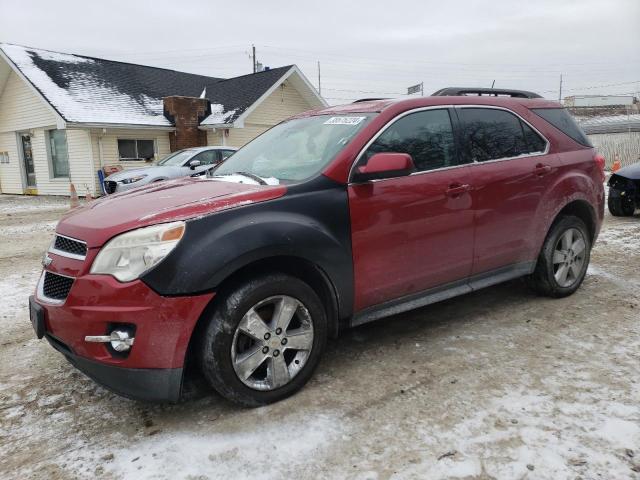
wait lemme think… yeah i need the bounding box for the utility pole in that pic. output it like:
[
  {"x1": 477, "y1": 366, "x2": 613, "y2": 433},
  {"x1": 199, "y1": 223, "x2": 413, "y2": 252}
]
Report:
[
  {"x1": 252, "y1": 44, "x2": 256, "y2": 73},
  {"x1": 317, "y1": 61, "x2": 321, "y2": 95},
  {"x1": 559, "y1": 74, "x2": 563, "y2": 103},
  {"x1": 421, "y1": 81, "x2": 424, "y2": 96},
  {"x1": 491, "y1": 79, "x2": 496, "y2": 88}
]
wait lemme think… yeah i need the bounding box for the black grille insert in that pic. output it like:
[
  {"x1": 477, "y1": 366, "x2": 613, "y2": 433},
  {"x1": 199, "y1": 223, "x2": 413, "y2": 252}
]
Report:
[
  {"x1": 53, "y1": 235, "x2": 87, "y2": 257},
  {"x1": 104, "y1": 181, "x2": 117, "y2": 194},
  {"x1": 42, "y1": 272, "x2": 74, "y2": 301}
]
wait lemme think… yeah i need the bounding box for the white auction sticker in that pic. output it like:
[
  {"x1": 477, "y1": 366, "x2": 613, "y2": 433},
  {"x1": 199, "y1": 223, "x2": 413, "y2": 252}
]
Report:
[{"x1": 323, "y1": 116, "x2": 366, "y2": 125}]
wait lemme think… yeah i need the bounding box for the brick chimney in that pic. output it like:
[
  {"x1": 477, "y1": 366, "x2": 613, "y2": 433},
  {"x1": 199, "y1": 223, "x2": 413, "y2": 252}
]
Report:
[{"x1": 163, "y1": 96, "x2": 210, "y2": 151}]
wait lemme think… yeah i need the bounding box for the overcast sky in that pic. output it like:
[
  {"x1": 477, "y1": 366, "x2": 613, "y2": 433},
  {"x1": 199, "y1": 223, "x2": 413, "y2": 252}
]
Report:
[{"x1": 1, "y1": 0, "x2": 638, "y2": 104}]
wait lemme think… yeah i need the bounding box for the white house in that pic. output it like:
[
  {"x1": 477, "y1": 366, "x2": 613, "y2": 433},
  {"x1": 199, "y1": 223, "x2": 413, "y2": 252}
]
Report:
[{"x1": 0, "y1": 43, "x2": 325, "y2": 196}]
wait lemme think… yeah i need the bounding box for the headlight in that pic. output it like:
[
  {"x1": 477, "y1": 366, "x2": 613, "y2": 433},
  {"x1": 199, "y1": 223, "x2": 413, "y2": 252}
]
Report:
[
  {"x1": 122, "y1": 175, "x2": 147, "y2": 184},
  {"x1": 90, "y1": 221, "x2": 185, "y2": 282}
]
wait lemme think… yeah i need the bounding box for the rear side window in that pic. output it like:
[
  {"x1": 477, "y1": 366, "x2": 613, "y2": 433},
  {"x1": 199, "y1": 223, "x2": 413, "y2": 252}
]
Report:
[
  {"x1": 531, "y1": 108, "x2": 592, "y2": 147},
  {"x1": 364, "y1": 109, "x2": 458, "y2": 172},
  {"x1": 459, "y1": 108, "x2": 528, "y2": 162},
  {"x1": 521, "y1": 122, "x2": 547, "y2": 153},
  {"x1": 459, "y1": 108, "x2": 548, "y2": 162}
]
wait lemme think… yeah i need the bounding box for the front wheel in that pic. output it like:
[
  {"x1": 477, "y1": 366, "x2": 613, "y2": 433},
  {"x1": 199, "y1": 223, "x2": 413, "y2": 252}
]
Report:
[
  {"x1": 527, "y1": 215, "x2": 591, "y2": 298},
  {"x1": 199, "y1": 273, "x2": 327, "y2": 407}
]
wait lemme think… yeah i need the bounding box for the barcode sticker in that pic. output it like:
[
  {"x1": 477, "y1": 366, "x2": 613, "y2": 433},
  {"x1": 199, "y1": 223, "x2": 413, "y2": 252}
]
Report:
[{"x1": 323, "y1": 116, "x2": 366, "y2": 125}]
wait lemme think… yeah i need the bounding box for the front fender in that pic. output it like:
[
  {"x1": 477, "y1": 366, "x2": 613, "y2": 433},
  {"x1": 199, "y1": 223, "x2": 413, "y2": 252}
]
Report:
[{"x1": 142, "y1": 176, "x2": 354, "y2": 317}]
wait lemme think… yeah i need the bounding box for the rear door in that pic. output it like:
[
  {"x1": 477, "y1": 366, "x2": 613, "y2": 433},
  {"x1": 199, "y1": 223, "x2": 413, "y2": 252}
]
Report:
[
  {"x1": 456, "y1": 106, "x2": 552, "y2": 275},
  {"x1": 348, "y1": 108, "x2": 475, "y2": 311}
]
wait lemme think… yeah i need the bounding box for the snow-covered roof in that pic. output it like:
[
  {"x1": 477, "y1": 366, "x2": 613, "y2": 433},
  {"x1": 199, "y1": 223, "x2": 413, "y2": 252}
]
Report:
[
  {"x1": 0, "y1": 43, "x2": 308, "y2": 129},
  {"x1": 578, "y1": 114, "x2": 640, "y2": 135}
]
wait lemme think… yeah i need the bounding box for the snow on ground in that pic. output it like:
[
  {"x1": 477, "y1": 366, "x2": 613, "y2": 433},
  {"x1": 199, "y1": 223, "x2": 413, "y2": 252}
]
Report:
[
  {"x1": 596, "y1": 219, "x2": 640, "y2": 253},
  {"x1": 0, "y1": 268, "x2": 41, "y2": 329},
  {"x1": 1, "y1": 195, "x2": 640, "y2": 479},
  {"x1": 2, "y1": 220, "x2": 57, "y2": 236},
  {"x1": 0, "y1": 194, "x2": 68, "y2": 214},
  {"x1": 61, "y1": 413, "x2": 344, "y2": 480}
]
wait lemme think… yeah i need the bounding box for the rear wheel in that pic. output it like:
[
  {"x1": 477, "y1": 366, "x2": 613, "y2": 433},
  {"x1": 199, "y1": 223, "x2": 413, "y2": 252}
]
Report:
[
  {"x1": 199, "y1": 273, "x2": 327, "y2": 407},
  {"x1": 527, "y1": 215, "x2": 591, "y2": 298},
  {"x1": 608, "y1": 190, "x2": 635, "y2": 216}
]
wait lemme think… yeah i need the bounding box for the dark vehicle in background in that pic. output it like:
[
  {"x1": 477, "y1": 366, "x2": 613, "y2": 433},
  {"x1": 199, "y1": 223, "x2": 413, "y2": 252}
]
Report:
[
  {"x1": 30, "y1": 87, "x2": 604, "y2": 407},
  {"x1": 608, "y1": 162, "x2": 640, "y2": 216}
]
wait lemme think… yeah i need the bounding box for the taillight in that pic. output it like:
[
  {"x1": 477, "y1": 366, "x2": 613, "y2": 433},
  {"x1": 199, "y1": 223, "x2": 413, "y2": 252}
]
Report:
[{"x1": 594, "y1": 153, "x2": 605, "y2": 181}]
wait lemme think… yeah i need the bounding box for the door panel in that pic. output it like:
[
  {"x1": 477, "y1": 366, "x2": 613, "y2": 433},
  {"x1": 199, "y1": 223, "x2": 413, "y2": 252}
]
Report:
[
  {"x1": 468, "y1": 156, "x2": 556, "y2": 274},
  {"x1": 349, "y1": 167, "x2": 474, "y2": 311},
  {"x1": 456, "y1": 106, "x2": 554, "y2": 275}
]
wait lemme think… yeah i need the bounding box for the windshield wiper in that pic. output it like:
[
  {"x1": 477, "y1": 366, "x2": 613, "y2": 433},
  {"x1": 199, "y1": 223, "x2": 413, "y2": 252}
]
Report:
[{"x1": 234, "y1": 171, "x2": 268, "y2": 185}]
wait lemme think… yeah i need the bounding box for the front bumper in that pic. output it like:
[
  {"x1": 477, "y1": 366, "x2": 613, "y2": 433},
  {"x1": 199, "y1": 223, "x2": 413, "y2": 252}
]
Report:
[
  {"x1": 33, "y1": 270, "x2": 214, "y2": 402},
  {"x1": 45, "y1": 331, "x2": 184, "y2": 402},
  {"x1": 104, "y1": 179, "x2": 149, "y2": 194}
]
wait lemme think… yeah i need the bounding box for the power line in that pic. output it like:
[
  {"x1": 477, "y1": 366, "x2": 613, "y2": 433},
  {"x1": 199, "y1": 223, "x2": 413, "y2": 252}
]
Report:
[{"x1": 259, "y1": 44, "x2": 632, "y2": 69}]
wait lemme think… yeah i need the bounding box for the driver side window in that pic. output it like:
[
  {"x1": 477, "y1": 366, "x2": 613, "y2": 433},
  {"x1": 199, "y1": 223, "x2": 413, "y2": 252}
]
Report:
[
  {"x1": 191, "y1": 150, "x2": 219, "y2": 166},
  {"x1": 363, "y1": 109, "x2": 457, "y2": 172}
]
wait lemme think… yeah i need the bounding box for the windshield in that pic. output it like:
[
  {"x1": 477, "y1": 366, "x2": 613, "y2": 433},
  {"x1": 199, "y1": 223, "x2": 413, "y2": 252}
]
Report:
[
  {"x1": 212, "y1": 114, "x2": 374, "y2": 183},
  {"x1": 157, "y1": 149, "x2": 196, "y2": 166}
]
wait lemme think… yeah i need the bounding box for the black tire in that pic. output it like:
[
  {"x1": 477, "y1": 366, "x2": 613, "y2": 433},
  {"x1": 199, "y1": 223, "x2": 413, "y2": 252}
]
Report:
[
  {"x1": 527, "y1": 215, "x2": 591, "y2": 298},
  {"x1": 608, "y1": 191, "x2": 635, "y2": 216},
  {"x1": 199, "y1": 273, "x2": 327, "y2": 407}
]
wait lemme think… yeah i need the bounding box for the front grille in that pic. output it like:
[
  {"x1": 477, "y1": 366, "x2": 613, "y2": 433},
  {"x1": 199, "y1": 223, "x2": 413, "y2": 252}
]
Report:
[
  {"x1": 53, "y1": 235, "x2": 87, "y2": 257},
  {"x1": 104, "y1": 181, "x2": 117, "y2": 194},
  {"x1": 42, "y1": 272, "x2": 74, "y2": 301}
]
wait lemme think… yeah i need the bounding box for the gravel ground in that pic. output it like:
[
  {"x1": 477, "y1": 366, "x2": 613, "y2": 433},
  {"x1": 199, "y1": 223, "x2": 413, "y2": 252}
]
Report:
[{"x1": 0, "y1": 193, "x2": 639, "y2": 480}]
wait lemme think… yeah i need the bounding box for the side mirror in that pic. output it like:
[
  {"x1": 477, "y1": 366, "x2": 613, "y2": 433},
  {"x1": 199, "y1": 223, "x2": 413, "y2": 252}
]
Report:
[
  {"x1": 189, "y1": 159, "x2": 201, "y2": 170},
  {"x1": 353, "y1": 153, "x2": 415, "y2": 182}
]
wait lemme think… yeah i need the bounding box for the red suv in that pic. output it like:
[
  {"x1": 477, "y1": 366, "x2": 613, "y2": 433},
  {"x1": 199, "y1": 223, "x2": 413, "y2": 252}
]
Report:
[{"x1": 30, "y1": 88, "x2": 604, "y2": 406}]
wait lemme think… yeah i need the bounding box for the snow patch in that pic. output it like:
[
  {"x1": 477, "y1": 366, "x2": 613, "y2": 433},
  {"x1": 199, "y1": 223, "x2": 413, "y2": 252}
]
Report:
[
  {"x1": 202, "y1": 103, "x2": 237, "y2": 125},
  {"x1": 62, "y1": 413, "x2": 343, "y2": 480},
  {"x1": 1, "y1": 44, "x2": 172, "y2": 126}
]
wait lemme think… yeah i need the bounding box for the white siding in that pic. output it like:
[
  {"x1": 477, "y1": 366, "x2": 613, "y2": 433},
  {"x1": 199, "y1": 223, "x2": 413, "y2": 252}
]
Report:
[
  {"x1": 206, "y1": 130, "x2": 224, "y2": 146},
  {"x1": 0, "y1": 132, "x2": 22, "y2": 194},
  {"x1": 0, "y1": 70, "x2": 58, "y2": 133},
  {"x1": 247, "y1": 79, "x2": 313, "y2": 126},
  {"x1": 89, "y1": 129, "x2": 171, "y2": 193},
  {"x1": 222, "y1": 80, "x2": 315, "y2": 148},
  {"x1": 0, "y1": 69, "x2": 62, "y2": 194}
]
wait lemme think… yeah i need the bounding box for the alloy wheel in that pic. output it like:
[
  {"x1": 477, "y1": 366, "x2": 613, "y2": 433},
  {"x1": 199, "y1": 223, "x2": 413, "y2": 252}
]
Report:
[
  {"x1": 231, "y1": 295, "x2": 314, "y2": 391},
  {"x1": 552, "y1": 227, "x2": 587, "y2": 288}
]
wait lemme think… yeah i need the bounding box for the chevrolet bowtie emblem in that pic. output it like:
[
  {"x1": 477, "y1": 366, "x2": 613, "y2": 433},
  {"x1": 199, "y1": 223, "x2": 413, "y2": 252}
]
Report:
[{"x1": 42, "y1": 254, "x2": 52, "y2": 268}]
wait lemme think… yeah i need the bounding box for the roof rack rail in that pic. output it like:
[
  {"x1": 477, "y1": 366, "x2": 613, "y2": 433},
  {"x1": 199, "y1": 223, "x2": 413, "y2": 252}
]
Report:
[
  {"x1": 431, "y1": 87, "x2": 542, "y2": 99},
  {"x1": 352, "y1": 98, "x2": 388, "y2": 103}
]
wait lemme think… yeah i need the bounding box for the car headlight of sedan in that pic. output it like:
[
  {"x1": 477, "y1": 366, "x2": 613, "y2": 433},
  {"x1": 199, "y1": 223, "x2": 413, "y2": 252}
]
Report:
[
  {"x1": 121, "y1": 175, "x2": 147, "y2": 184},
  {"x1": 90, "y1": 221, "x2": 185, "y2": 282}
]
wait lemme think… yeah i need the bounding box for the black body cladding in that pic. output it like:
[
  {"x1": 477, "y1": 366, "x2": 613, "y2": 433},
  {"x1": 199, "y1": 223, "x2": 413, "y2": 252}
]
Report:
[{"x1": 142, "y1": 175, "x2": 354, "y2": 319}]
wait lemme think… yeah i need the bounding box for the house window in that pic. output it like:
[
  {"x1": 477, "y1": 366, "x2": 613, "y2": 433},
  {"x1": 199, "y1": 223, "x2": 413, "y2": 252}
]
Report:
[
  {"x1": 47, "y1": 130, "x2": 70, "y2": 178},
  {"x1": 0, "y1": 152, "x2": 9, "y2": 164},
  {"x1": 118, "y1": 139, "x2": 156, "y2": 161}
]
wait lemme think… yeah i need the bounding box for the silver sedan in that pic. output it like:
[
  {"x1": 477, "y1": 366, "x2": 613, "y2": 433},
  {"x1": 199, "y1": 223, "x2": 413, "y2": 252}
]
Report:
[{"x1": 103, "y1": 146, "x2": 237, "y2": 194}]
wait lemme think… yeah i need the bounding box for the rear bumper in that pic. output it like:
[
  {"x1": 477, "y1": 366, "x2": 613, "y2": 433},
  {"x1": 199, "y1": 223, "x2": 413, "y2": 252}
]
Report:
[{"x1": 45, "y1": 333, "x2": 183, "y2": 402}]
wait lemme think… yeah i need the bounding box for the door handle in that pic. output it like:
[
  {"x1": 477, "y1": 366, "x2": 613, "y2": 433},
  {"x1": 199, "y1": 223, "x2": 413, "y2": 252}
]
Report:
[
  {"x1": 534, "y1": 163, "x2": 552, "y2": 176},
  {"x1": 445, "y1": 183, "x2": 471, "y2": 197}
]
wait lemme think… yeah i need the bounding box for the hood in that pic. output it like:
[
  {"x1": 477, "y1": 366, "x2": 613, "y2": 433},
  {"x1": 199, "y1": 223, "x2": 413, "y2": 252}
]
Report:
[
  {"x1": 56, "y1": 177, "x2": 286, "y2": 248},
  {"x1": 614, "y1": 161, "x2": 640, "y2": 180},
  {"x1": 105, "y1": 166, "x2": 160, "y2": 181}
]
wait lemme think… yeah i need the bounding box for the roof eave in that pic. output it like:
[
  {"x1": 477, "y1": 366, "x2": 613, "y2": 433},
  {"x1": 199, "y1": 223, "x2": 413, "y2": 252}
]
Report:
[
  {"x1": 0, "y1": 46, "x2": 68, "y2": 127},
  {"x1": 198, "y1": 122, "x2": 234, "y2": 130},
  {"x1": 66, "y1": 121, "x2": 175, "y2": 131}
]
